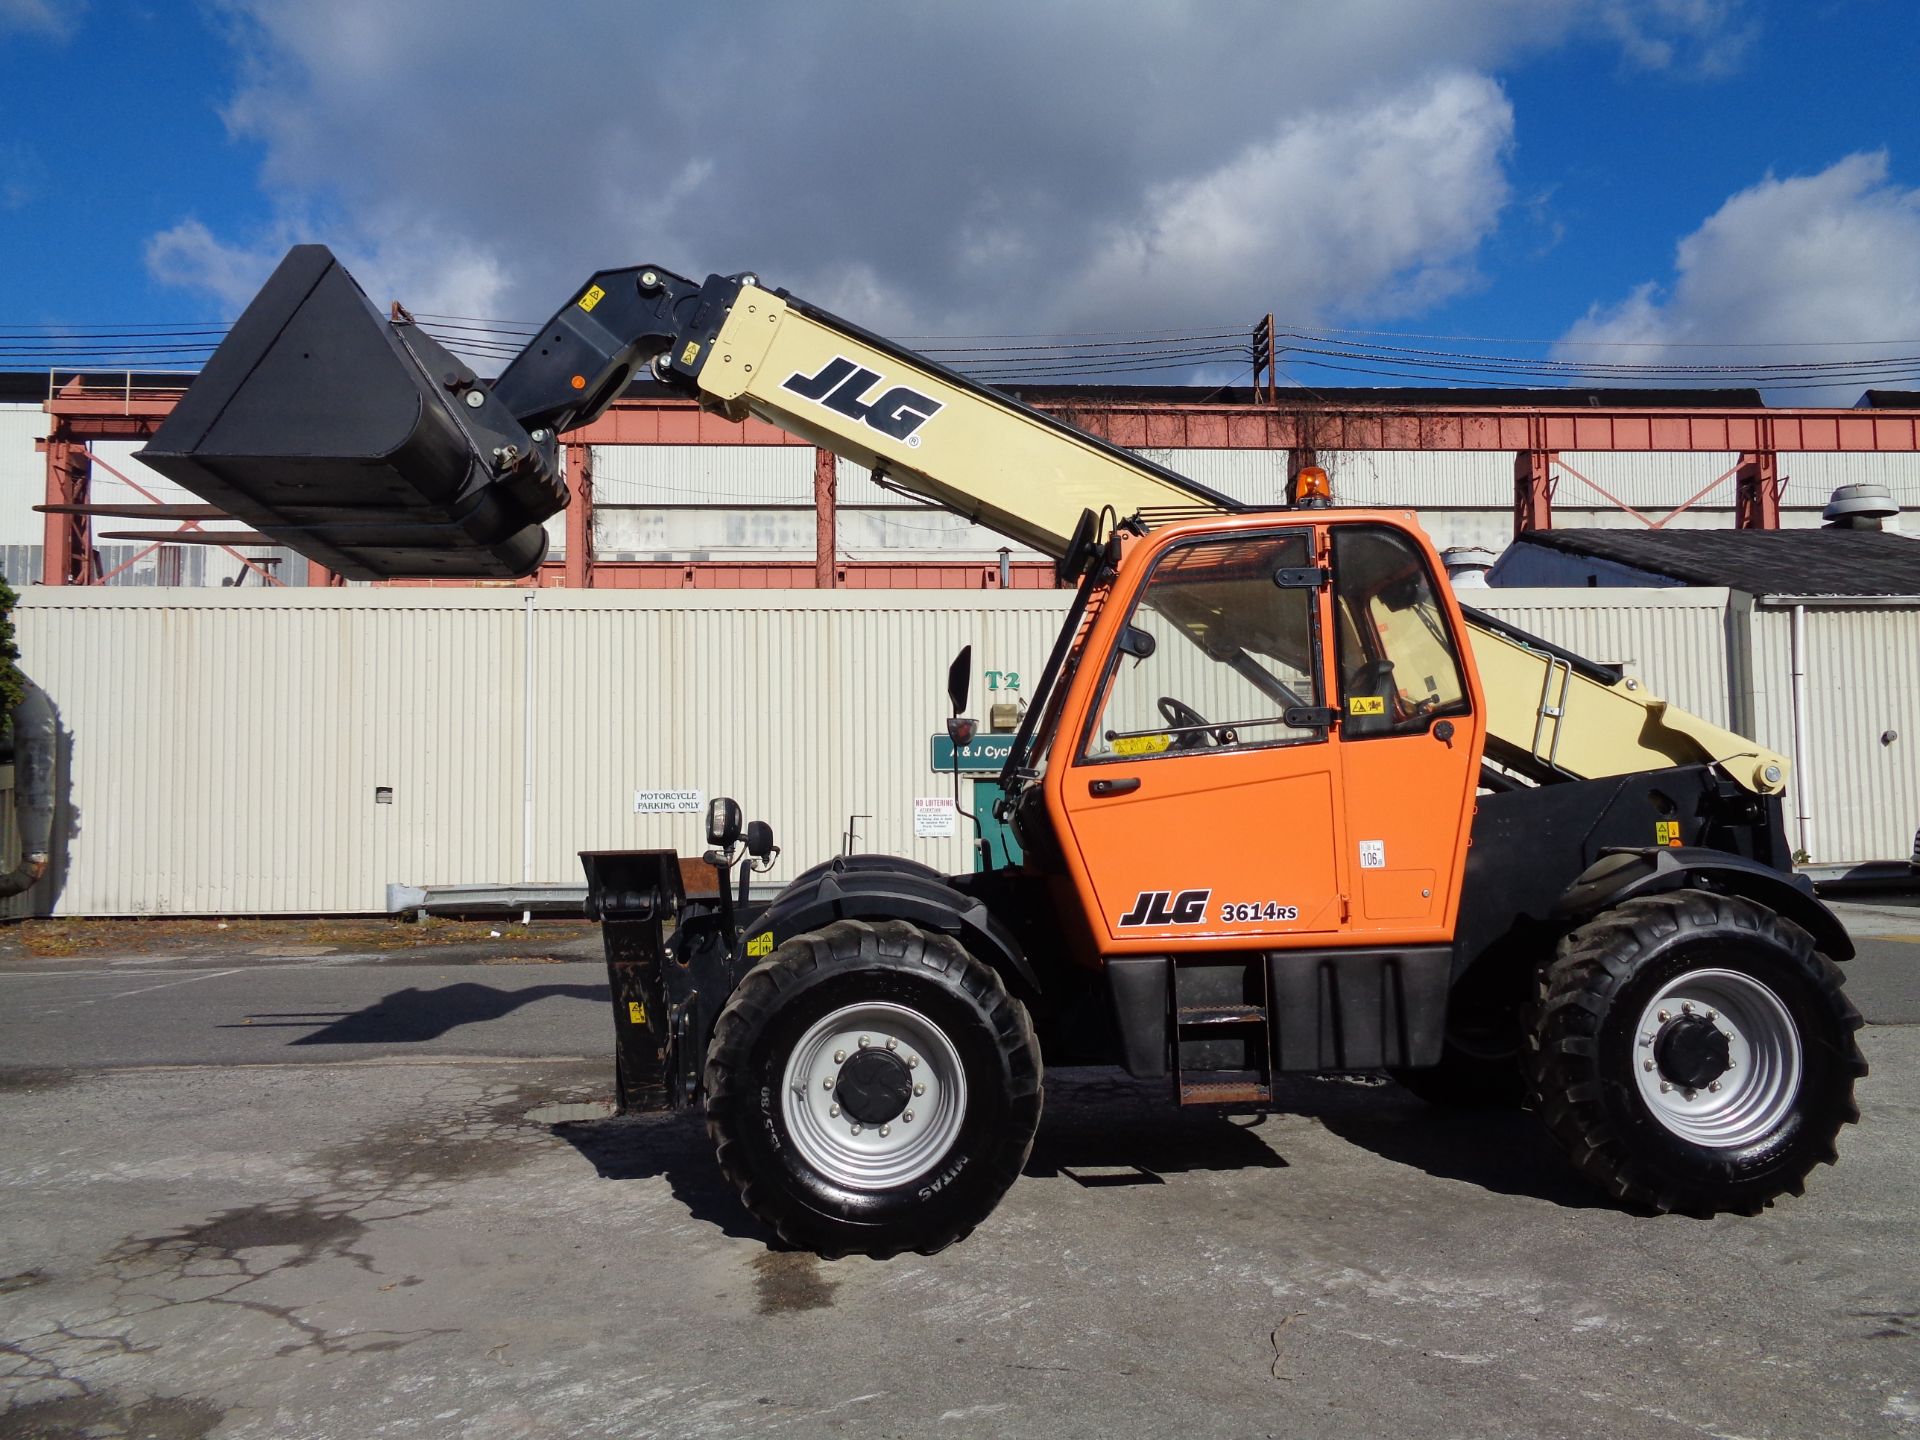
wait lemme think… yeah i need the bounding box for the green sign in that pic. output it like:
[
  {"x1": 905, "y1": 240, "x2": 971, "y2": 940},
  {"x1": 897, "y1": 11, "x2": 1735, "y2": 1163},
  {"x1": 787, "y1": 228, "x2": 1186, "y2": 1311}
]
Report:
[{"x1": 930, "y1": 733, "x2": 1016, "y2": 772}]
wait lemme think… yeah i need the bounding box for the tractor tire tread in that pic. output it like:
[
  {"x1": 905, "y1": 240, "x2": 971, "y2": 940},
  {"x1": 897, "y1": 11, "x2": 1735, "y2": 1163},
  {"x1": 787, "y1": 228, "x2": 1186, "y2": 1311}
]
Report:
[
  {"x1": 1523, "y1": 891, "x2": 1864, "y2": 1217},
  {"x1": 705, "y1": 918, "x2": 1041, "y2": 1259}
]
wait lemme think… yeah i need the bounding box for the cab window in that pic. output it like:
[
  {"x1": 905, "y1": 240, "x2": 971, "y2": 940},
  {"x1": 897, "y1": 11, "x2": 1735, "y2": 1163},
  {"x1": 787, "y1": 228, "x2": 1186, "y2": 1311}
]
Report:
[
  {"x1": 1082, "y1": 531, "x2": 1323, "y2": 762},
  {"x1": 1331, "y1": 525, "x2": 1469, "y2": 738}
]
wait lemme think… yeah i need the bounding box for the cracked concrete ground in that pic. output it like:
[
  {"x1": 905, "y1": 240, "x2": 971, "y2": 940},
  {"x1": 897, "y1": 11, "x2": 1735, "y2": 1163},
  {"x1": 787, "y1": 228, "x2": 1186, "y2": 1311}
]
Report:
[{"x1": 0, "y1": 910, "x2": 1915, "y2": 1439}]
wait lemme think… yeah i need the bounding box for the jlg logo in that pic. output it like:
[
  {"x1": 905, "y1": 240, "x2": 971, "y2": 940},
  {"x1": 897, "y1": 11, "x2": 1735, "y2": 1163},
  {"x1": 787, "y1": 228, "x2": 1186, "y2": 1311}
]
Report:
[
  {"x1": 781, "y1": 356, "x2": 944, "y2": 447},
  {"x1": 1117, "y1": 889, "x2": 1211, "y2": 928}
]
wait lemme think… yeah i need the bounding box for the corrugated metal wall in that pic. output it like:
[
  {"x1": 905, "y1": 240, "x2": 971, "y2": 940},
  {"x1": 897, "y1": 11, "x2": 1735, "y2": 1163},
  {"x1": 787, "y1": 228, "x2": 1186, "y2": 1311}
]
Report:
[
  {"x1": 4, "y1": 590, "x2": 529, "y2": 916},
  {"x1": 0, "y1": 406, "x2": 46, "y2": 553},
  {"x1": 1749, "y1": 605, "x2": 1920, "y2": 865},
  {"x1": 3, "y1": 584, "x2": 1902, "y2": 913},
  {"x1": 1473, "y1": 589, "x2": 1736, "y2": 726}
]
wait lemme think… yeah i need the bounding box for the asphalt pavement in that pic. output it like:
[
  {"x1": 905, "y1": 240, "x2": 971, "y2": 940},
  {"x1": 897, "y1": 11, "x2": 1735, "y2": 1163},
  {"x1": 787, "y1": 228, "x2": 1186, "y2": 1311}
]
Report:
[{"x1": 0, "y1": 905, "x2": 1915, "y2": 1439}]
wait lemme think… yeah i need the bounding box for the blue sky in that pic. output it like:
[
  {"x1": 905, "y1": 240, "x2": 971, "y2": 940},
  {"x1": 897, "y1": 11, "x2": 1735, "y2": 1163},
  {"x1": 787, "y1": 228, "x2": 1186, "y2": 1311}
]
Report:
[{"x1": 2, "y1": 1, "x2": 1917, "y2": 398}]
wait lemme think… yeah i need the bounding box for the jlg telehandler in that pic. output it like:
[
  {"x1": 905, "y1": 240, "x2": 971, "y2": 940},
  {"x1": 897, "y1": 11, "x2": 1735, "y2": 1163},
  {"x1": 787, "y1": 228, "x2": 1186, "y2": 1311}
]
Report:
[{"x1": 142, "y1": 247, "x2": 1865, "y2": 1257}]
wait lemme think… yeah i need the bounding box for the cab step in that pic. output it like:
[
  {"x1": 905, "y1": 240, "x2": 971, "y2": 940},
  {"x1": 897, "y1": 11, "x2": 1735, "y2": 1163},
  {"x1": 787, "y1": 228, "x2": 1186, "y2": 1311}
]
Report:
[
  {"x1": 1178, "y1": 1073, "x2": 1272, "y2": 1106},
  {"x1": 1176, "y1": 1003, "x2": 1268, "y2": 1028}
]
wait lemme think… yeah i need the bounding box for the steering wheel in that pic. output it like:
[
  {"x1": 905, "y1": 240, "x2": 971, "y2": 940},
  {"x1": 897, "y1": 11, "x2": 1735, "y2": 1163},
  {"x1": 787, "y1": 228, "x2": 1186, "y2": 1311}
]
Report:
[{"x1": 1158, "y1": 695, "x2": 1216, "y2": 750}]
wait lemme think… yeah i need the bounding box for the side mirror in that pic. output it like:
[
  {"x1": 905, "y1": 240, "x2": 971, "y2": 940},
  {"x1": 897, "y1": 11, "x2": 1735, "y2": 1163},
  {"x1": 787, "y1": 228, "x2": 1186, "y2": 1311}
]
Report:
[
  {"x1": 1117, "y1": 624, "x2": 1156, "y2": 660},
  {"x1": 745, "y1": 819, "x2": 776, "y2": 861},
  {"x1": 706, "y1": 796, "x2": 743, "y2": 848},
  {"x1": 946, "y1": 644, "x2": 972, "y2": 715},
  {"x1": 1056, "y1": 506, "x2": 1099, "y2": 585}
]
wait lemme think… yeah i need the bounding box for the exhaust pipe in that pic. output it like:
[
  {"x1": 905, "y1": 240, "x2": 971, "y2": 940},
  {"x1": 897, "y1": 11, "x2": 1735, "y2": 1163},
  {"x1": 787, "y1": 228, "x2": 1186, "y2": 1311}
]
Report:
[
  {"x1": 139, "y1": 246, "x2": 569, "y2": 579},
  {"x1": 0, "y1": 680, "x2": 56, "y2": 898}
]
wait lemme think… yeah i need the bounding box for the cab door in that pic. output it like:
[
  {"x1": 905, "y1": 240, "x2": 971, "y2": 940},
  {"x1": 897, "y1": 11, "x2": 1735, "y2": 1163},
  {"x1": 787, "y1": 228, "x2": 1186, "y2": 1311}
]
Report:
[
  {"x1": 1327, "y1": 522, "x2": 1484, "y2": 942},
  {"x1": 1054, "y1": 527, "x2": 1346, "y2": 949}
]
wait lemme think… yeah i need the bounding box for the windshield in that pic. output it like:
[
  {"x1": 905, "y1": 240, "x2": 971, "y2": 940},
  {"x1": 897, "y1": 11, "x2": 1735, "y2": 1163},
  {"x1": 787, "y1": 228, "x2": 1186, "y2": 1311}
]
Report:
[{"x1": 1081, "y1": 530, "x2": 1324, "y2": 760}]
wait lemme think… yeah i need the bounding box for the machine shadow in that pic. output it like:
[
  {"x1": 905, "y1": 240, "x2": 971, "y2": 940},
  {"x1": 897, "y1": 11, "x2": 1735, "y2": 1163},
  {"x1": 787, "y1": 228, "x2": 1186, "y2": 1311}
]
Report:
[
  {"x1": 551, "y1": 1109, "x2": 775, "y2": 1245},
  {"x1": 1272, "y1": 1074, "x2": 1608, "y2": 1210},
  {"x1": 1025, "y1": 1069, "x2": 1288, "y2": 1186},
  {"x1": 1026, "y1": 1068, "x2": 1604, "y2": 1209},
  {"x1": 224, "y1": 981, "x2": 610, "y2": 1045}
]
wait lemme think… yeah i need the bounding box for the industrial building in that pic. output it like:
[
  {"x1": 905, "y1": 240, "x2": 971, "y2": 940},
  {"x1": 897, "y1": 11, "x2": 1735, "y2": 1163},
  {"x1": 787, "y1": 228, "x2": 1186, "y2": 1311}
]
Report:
[{"x1": 1, "y1": 372, "x2": 1915, "y2": 914}]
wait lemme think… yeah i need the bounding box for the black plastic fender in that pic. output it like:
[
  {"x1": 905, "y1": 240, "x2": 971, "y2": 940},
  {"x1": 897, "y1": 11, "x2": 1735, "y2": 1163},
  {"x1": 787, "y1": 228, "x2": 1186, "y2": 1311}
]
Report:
[
  {"x1": 1554, "y1": 847, "x2": 1854, "y2": 962},
  {"x1": 741, "y1": 856, "x2": 1041, "y2": 1000}
]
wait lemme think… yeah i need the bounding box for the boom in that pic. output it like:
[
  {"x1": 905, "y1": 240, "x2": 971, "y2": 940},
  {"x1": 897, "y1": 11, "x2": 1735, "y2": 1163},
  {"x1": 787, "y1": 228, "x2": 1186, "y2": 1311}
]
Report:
[{"x1": 141, "y1": 248, "x2": 1787, "y2": 795}]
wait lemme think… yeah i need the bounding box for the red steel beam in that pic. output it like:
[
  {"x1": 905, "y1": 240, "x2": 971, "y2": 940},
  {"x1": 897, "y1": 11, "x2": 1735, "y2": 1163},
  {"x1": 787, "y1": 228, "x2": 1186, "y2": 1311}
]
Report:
[
  {"x1": 813, "y1": 448, "x2": 837, "y2": 588},
  {"x1": 563, "y1": 440, "x2": 595, "y2": 589}
]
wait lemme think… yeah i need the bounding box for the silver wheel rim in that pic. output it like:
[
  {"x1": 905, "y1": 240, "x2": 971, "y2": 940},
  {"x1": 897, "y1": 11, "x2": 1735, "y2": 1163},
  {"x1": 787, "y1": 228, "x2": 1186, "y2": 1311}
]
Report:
[
  {"x1": 779, "y1": 1001, "x2": 968, "y2": 1190},
  {"x1": 1631, "y1": 968, "x2": 1802, "y2": 1148}
]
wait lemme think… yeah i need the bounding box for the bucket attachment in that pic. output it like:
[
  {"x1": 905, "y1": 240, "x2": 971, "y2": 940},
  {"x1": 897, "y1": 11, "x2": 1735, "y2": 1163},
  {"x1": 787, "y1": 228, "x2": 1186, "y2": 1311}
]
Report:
[{"x1": 139, "y1": 245, "x2": 568, "y2": 579}]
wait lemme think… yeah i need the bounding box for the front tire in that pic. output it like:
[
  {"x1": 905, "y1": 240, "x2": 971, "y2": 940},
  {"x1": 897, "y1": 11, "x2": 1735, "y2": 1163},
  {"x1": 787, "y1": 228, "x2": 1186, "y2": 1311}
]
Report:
[
  {"x1": 1525, "y1": 891, "x2": 1865, "y2": 1215},
  {"x1": 704, "y1": 918, "x2": 1042, "y2": 1257}
]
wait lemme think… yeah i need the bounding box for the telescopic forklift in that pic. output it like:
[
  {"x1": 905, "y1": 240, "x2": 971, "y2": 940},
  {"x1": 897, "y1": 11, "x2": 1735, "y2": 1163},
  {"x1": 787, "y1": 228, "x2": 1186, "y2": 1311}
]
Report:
[{"x1": 141, "y1": 246, "x2": 1865, "y2": 1257}]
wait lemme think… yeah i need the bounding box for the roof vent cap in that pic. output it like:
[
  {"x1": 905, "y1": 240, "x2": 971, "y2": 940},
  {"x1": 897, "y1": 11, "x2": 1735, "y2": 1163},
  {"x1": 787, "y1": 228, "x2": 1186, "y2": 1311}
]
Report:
[
  {"x1": 1442, "y1": 545, "x2": 1498, "y2": 589},
  {"x1": 1822, "y1": 481, "x2": 1898, "y2": 530}
]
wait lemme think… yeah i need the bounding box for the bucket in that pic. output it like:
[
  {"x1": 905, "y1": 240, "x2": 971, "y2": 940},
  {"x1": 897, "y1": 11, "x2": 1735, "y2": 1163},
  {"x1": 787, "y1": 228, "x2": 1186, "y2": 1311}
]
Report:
[{"x1": 139, "y1": 246, "x2": 568, "y2": 579}]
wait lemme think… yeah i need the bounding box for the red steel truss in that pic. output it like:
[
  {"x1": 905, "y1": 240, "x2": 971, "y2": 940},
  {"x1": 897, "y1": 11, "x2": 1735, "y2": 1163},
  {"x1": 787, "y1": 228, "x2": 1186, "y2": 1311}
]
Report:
[{"x1": 39, "y1": 381, "x2": 1920, "y2": 587}]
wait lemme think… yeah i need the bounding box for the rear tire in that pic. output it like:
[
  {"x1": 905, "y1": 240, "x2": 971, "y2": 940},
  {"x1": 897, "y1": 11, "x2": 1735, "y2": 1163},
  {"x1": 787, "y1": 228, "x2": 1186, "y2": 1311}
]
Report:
[
  {"x1": 704, "y1": 918, "x2": 1042, "y2": 1258},
  {"x1": 1525, "y1": 891, "x2": 1865, "y2": 1215}
]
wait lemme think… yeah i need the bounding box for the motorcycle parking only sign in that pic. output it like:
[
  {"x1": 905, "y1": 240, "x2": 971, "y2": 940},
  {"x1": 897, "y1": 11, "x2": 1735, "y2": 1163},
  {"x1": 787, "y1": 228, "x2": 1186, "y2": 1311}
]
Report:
[{"x1": 634, "y1": 789, "x2": 705, "y2": 815}]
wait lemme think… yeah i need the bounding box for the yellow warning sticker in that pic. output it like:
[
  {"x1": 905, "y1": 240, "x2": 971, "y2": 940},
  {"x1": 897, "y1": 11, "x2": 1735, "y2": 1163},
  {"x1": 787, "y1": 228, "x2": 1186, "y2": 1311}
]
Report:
[
  {"x1": 627, "y1": 1000, "x2": 647, "y2": 1025},
  {"x1": 578, "y1": 284, "x2": 606, "y2": 312},
  {"x1": 1655, "y1": 820, "x2": 1682, "y2": 847},
  {"x1": 1112, "y1": 733, "x2": 1172, "y2": 757},
  {"x1": 680, "y1": 340, "x2": 702, "y2": 367},
  {"x1": 1347, "y1": 695, "x2": 1386, "y2": 716},
  {"x1": 747, "y1": 932, "x2": 775, "y2": 958}
]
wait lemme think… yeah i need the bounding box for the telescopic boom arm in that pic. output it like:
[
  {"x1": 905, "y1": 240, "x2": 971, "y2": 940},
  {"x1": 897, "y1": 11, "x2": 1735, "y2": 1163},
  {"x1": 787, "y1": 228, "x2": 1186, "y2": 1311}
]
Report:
[{"x1": 139, "y1": 247, "x2": 1789, "y2": 794}]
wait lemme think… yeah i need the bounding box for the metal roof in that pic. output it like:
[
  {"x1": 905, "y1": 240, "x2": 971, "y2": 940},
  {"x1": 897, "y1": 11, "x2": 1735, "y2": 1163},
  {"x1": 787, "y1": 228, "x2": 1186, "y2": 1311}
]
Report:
[{"x1": 1509, "y1": 527, "x2": 1920, "y2": 597}]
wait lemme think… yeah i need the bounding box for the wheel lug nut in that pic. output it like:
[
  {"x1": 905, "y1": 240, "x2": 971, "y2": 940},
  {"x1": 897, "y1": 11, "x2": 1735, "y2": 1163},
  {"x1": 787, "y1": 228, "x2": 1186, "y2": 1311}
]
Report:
[
  {"x1": 1643, "y1": 1059, "x2": 1655, "y2": 1071},
  {"x1": 885, "y1": 1037, "x2": 898, "y2": 1051},
  {"x1": 823, "y1": 1077, "x2": 834, "y2": 1089},
  {"x1": 1708, "y1": 1081, "x2": 1722, "y2": 1093},
  {"x1": 829, "y1": 1104, "x2": 840, "y2": 1117},
  {"x1": 1707, "y1": 1009, "x2": 1718, "y2": 1021},
  {"x1": 850, "y1": 1123, "x2": 862, "y2": 1136},
  {"x1": 1682, "y1": 1088, "x2": 1696, "y2": 1101},
  {"x1": 833, "y1": 1050, "x2": 846, "y2": 1064},
  {"x1": 1657, "y1": 1009, "x2": 1671, "y2": 1023},
  {"x1": 907, "y1": 1056, "x2": 918, "y2": 1069},
  {"x1": 902, "y1": 1111, "x2": 913, "y2": 1123},
  {"x1": 858, "y1": 1036, "x2": 870, "y2": 1049},
  {"x1": 1659, "y1": 1081, "x2": 1672, "y2": 1093},
  {"x1": 914, "y1": 1083, "x2": 925, "y2": 1096},
  {"x1": 1681, "y1": 1001, "x2": 1695, "y2": 1015},
  {"x1": 879, "y1": 1124, "x2": 891, "y2": 1137}
]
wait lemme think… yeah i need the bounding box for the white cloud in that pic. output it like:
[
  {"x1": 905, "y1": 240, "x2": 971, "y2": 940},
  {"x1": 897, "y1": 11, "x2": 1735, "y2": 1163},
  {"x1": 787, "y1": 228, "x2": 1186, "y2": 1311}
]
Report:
[
  {"x1": 1596, "y1": 0, "x2": 1756, "y2": 75},
  {"x1": 1558, "y1": 153, "x2": 1920, "y2": 403},
  {"x1": 1059, "y1": 73, "x2": 1513, "y2": 332},
  {"x1": 0, "y1": 0, "x2": 80, "y2": 40},
  {"x1": 152, "y1": 0, "x2": 1758, "y2": 358}
]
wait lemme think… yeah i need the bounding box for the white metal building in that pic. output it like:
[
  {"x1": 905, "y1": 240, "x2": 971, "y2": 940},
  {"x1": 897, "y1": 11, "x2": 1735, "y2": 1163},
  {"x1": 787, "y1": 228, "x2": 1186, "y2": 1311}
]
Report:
[{"x1": 3, "y1": 582, "x2": 1896, "y2": 918}]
